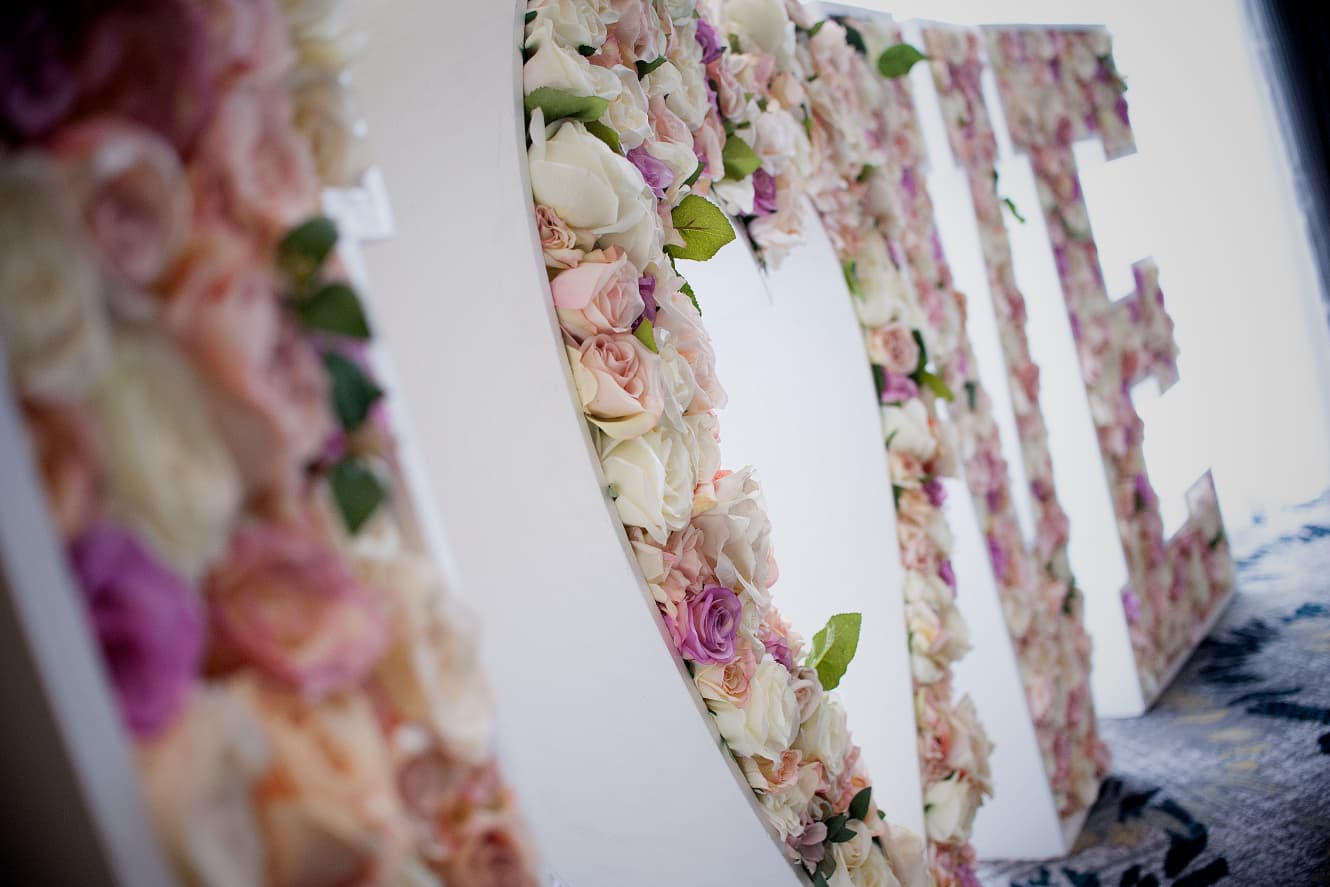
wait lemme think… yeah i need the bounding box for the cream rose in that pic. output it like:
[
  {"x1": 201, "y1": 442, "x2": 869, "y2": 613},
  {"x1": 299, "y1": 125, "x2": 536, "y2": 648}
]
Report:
[
  {"x1": 287, "y1": 66, "x2": 365, "y2": 187},
  {"x1": 692, "y1": 467, "x2": 776, "y2": 603},
  {"x1": 569, "y1": 332, "x2": 664, "y2": 438},
  {"x1": 708, "y1": 654, "x2": 799, "y2": 760},
  {"x1": 685, "y1": 410, "x2": 721, "y2": 512},
  {"x1": 653, "y1": 281, "x2": 727, "y2": 412},
  {"x1": 881, "y1": 823, "x2": 931, "y2": 887},
  {"x1": 655, "y1": 327, "x2": 698, "y2": 429},
  {"x1": 551, "y1": 247, "x2": 644, "y2": 341},
  {"x1": 138, "y1": 682, "x2": 270, "y2": 887},
  {"x1": 946, "y1": 695, "x2": 994, "y2": 792},
  {"x1": 924, "y1": 773, "x2": 980, "y2": 844},
  {"x1": 658, "y1": 0, "x2": 696, "y2": 24},
  {"x1": 853, "y1": 243, "x2": 914, "y2": 329},
  {"x1": 723, "y1": 0, "x2": 795, "y2": 64},
  {"x1": 525, "y1": 0, "x2": 614, "y2": 50},
  {"x1": 524, "y1": 20, "x2": 622, "y2": 99},
  {"x1": 606, "y1": 64, "x2": 653, "y2": 151},
  {"x1": 847, "y1": 846, "x2": 901, "y2": 887},
  {"x1": 0, "y1": 153, "x2": 109, "y2": 401},
  {"x1": 95, "y1": 327, "x2": 242, "y2": 579},
  {"x1": 794, "y1": 695, "x2": 850, "y2": 781},
  {"x1": 752, "y1": 755, "x2": 820, "y2": 839},
  {"x1": 882, "y1": 400, "x2": 936, "y2": 460},
  {"x1": 528, "y1": 112, "x2": 662, "y2": 267},
  {"x1": 600, "y1": 422, "x2": 697, "y2": 543}
]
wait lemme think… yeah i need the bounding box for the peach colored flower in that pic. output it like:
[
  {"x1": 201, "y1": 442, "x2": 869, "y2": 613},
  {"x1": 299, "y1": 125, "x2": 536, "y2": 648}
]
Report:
[
  {"x1": 535, "y1": 205, "x2": 583, "y2": 270},
  {"x1": 866, "y1": 321, "x2": 920, "y2": 375},
  {"x1": 568, "y1": 332, "x2": 664, "y2": 438},
  {"x1": 439, "y1": 810, "x2": 540, "y2": 887}
]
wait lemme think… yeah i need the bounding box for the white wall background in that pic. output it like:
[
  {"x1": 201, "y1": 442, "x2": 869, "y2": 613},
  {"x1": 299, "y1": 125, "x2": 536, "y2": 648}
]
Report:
[{"x1": 824, "y1": 0, "x2": 1330, "y2": 529}]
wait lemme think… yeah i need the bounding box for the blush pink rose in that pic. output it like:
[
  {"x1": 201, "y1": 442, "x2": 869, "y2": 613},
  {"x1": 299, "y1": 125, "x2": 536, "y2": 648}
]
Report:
[
  {"x1": 534, "y1": 204, "x2": 583, "y2": 270},
  {"x1": 51, "y1": 116, "x2": 191, "y2": 291},
  {"x1": 708, "y1": 57, "x2": 746, "y2": 121},
  {"x1": 570, "y1": 332, "x2": 664, "y2": 438},
  {"x1": 867, "y1": 322, "x2": 920, "y2": 375},
  {"x1": 194, "y1": 0, "x2": 293, "y2": 87},
  {"x1": 440, "y1": 810, "x2": 540, "y2": 887},
  {"x1": 165, "y1": 224, "x2": 330, "y2": 514},
  {"x1": 22, "y1": 399, "x2": 102, "y2": 540},
  {"x1": 609, "y1": 0, "x2": 665, "y2": 64},
  {"x1": 654, "y1": 287, "x2": 726, "y2": 413},
  {"x1": 204, "y1": 523, "x2": 390, "y2": 700},
  {"x1": 691, "y1": 111, "x2": 726, "y2": 186},
  {"x1": 550, "y1": 247, "x2": 645, "y2": 342},
  {"x1": 189, "y1": 84, "x2": 319, "y2": 240}
]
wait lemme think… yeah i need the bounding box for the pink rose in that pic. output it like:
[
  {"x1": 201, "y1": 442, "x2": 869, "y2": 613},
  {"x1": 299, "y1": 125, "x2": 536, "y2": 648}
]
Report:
[
  {"x1": 708, "y1": 57, "x2": 747, "y2": 121},
  {"x1": 165, "y1": 224, "x2": 330, "y2": 513},
  {"x1": 867, "y1": 322, "x2": 920, "y2": 375},
  {"x1": 690, "y1": 111, "x2": 726, "y2": 187},
  {"x1": 22, "y1": 399, "x2": 101, "y2": 540},
  {"x1": 654, "y1": 286, "x2": 726, "y2": 413},
  {"x1": 440, "y1": 810, "x2": 540, "y2": 887},
  {"x1": 189, "y1": 84, "x2": 319, "y2": 240},
  {"x1": 398, "y1": 749, "x2": 519, "y2": 865},
  {"x1": 534, "y1": 205, "x2": 583, "y2": 270},
  {"x1": 569, "y1": 332, "x2": 664, "y2": 439},
  {"x1": 609, "y1": 0, "x2": 665, "y2": 65},
  {"x1": 52, "y1": 116, "x2": 191, "y2": 291},
  {"x1": 550, "y1": 247, "x2": 645, "y2": 342},
  {"x1": 194, "y1": 0, "x2": 293, "y2": 87},
  {"x1": 694, "y1": 639, "x2": 759, "y2": 706},
  {"x1": 204, "y1": 523, "x2": 390, "y2": 700}
]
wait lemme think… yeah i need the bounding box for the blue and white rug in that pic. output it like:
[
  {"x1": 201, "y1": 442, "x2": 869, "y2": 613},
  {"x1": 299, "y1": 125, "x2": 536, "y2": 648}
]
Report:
[{"x1": 981, "y1": 492, "x2": 1330, "y2": 886}]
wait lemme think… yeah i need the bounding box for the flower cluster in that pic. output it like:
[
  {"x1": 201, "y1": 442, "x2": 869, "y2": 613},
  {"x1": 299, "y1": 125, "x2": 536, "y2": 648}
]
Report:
[
  {"x1": 794, "y1": 11, "x2": 994, "y2": 884},
  {"x1": 985, "y1": 27, "x2": 1234, "y2": 696},
  {"x1": 523, "y1": 2, "x2": 928, "y2": 884},
  {"x1": 0, "y1": 1, "x2": 536, "y2": 884},
  {"x1": 923, "y1": 25, "x2": 1110, "y2": 819}
]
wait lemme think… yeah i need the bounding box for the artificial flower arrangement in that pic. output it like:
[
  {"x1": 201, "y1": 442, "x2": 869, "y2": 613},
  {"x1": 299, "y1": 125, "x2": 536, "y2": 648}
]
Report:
[
  {"x1": 921, "y1": 25, "x2": 1111, "y2": 820},
  {"x1": 789, "y1": 9, "x2": 996, "y2": 884},
  {"x1": 522, "y1": 1, "x2": 932, "y2": 885},
  {"x1": 984, "y1": 26, "x2": 1234, "y2": 697},
  {"x1": 0, "y1": 1, "x2": 538, "y2": 884}
]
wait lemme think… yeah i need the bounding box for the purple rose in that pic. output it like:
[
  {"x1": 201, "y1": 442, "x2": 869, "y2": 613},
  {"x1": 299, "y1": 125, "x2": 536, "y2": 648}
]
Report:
[
  {"x1": 627, "y1": 145, "x2": 676, "y2": 200},
  {"x1": 923, "y1": 477, "x2": 947, "y2": 508},
  {"x1": 938, "y1": 559, "x2": 957, "y2": 589},
  {"x1": 762, "y1": 630, "x2": 794, "y2": 672},
  {"x1": 751, "y1": 167, "x2": 777, "y2": 216},
  {"x1": 70, "y1": 524, "x2": 203, "y2": 737},
  {"x1": 880, "y1": 371, "x2": 919, "y2": 404},
  {"x1": 986, "y1": 534, "x2": 1007, "y2": 580},
  {"x1": 676, "y1": 584, "x2": 741, "y2": 664},
  {"x1": 695, "y1": 18, "x2": 725, "y2": 65},
  {"x1": 1133, "y1": 473, "x2": 1154, "y2": 512},
  {"x1": 637, "y1": 273, "x2": 658, "y2": 322},
  {"x1": 787, "y1": 820, "x2": 828, "y2": 867},
  {"x1": 1122, "y1": 587, "x2": 1141, "y2": 623}
]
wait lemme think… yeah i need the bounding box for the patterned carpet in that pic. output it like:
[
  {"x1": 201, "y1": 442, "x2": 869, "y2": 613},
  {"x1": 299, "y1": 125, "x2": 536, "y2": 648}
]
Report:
[{"x1": 981, "y1": 492, "x2": 1330, "y2": 886}]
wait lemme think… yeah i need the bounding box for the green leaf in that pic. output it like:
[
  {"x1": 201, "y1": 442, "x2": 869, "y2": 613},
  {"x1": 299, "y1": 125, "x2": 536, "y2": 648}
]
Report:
[
  {"x1": 1002, "y1": 196, "x2": 1027, "y2": 224},
  {"x1": 919, "y1": 369, "x2": 954, "y2": 401},
  {"x1": 584, "y1": 120, "x2": 622, "y2": 154},
  {"x1": 679, "y1": 279, "x2": 701, "y2": 315},
  {"x1": 892, "y1": 483, "x2": 904, "y2": 508},
  {"x1": 841, "y1": 259, "x2": 860, "y2": 295},
  {"x1": 849, "y1": 787, "x2": 873, "y2": 822},
  {"x1": 664, "y1": 194, "x2": 736, "y2": 261},
  {"x1": 577, "y1": 44, "x2": 596, "y2": 56},
  {"x1": 524, "y1": 10, "x2": 536, "y2": 24},
  {"x1": 817, "y1": 853, "x2": 837, "y2": 878},
  {"x1": 812, "y1": 874, "x2": 830, "y2": 887},
  {"x1": 728, "y1": 33, "x2": 741, "y2": 54},
  {"x1": 322, "y1": 351, "x2": 384, "y2": 431},
  {"x1": 878, "y1": 43, "x2": 928, "y2": 78},
  {"x1": 804, "y1": 612, "x2": 863, "y2": 691},
  {"x1": 523, "y1": 87, "x2": 609, "y2": 125},
  {"x1": 635, "y1": 56, "x2": 667, "y2": 77},
  {"x1": 296, "y1": 281, "x2": 372, "y2": 339},
  {"x1": 910, "y1": 329, "x2": 929, "y2": 376},
  {"x1": 877, "y1": 809, "x2": 887, "y2": 820},
  {"x1": 965, "y1": 380, "x2": 978, "y2": 411},
  {"x1": 682, "y1": 161, "x2": 705, "y2": 189},
  {"x1": 871, "y1": 364, "x2": 887, "y2": 401},
  {"x1": 856, "y1": 164, "x2": 877, "y2": 183},
  {"x1": 722, "y1": 135, "x2": 761, "y2": 182},
  {"x1": 829, "y1": 824, "x2": 858, "y2": 843},
  {"x1": 808, "y1": 20, "x2": 826, "y2": 37},
  {"x1": 329, "y1": 457, "x2": 387, "y2": 534},
  {"x1": 841, "y1": 22, "x2": 867, "y2": 55},
  {"x1": 278, "y1": 216, "x2": 338, "y2": 284},
  {"x1": 633, "y1": 317, "x2": 658, "y2": 352}
]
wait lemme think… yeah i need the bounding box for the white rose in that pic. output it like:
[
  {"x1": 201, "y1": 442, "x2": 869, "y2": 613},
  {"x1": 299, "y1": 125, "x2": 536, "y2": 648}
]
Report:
[
  {"x1": 881, "y1": 823, "x2": 930, "y2": 887},
  {"x1": 600, "y1": 423, "x2": 696, "y2": 543},
  {"x1": 685, "y1": 410, "x2": 721, "y2": 513},
  {"x1": 753, "y1": 109, "x2": 803, "y2": 177},
  {"x1": 0, "y1": 153, "x2": 109, "y2": 401},
  {"x1": 95, "y1": 327, "x2": 242, "y2": 579},
  {"x1": 656, "y1": 0, "x2": 696, "y2": 24},
  {"x1": 526, "y1": 0, "x2": 614, "y2": 51},
  {"x1": 655, "y1": 327, "x2": 698, "y2": 429},
  {"x1": 793, "y1": 695, "x2": 850, "y2": 780},
  {"x1": 723, "y1": 0, "x2": 795, "y2": 64},
  {"x1": 882, "y1": 400, "x2": 936, "y2": 460},
  {"x1": 607, "y1": 64, "x2": 653, "y2": 151},
  {"x1": 946, "y1": 696, "x2": 993, "y2": 791},
  {"x1": 663, "y1": 21, "x2": 711, "y2": 129},
  {"x1": 852, "y1": 242, "x2": 914, "y2": 329},
  {"x1": 288, "y1": 66, "x2": 365, "y2": 187},
  {"x1": 712, "y1": 176, "x2": 756, "y2": 217},
  {"x1": 528, "y1": 112, "x2": 663, "y2": 267},
  {"x1": 139, "y1": 683, "x2": 269, "y2": 887},
  {"x1": 834, "y1": 818, "x2": 875, "y2": 871},
  {"x1": 753, "y1": 758, "x2": 819, "y2": 838},
  {"x1": 848, "y1": 846, "x2": 902, "y2": 887},
  {"x1": 708, "y1": 654, "x2": 799, "y2": 760},
  {"x1": 653, "y1": 280, "x2": 727, "y2": 412},
  {"x1": 692, "y1": 467, "x2": 776, "y2": 603},
  {"x1": 524, "y1": 21, "x2": 622, "y2": 100},
  {"x1": 924, "y1": 774, "x2": 980, "y2": 844}
]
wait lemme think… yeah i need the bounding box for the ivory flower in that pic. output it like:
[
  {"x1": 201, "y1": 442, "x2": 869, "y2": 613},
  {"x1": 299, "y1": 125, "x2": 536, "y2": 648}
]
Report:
[{"x1": 707, "y1": 654, "x2": 799, "y2": 760}]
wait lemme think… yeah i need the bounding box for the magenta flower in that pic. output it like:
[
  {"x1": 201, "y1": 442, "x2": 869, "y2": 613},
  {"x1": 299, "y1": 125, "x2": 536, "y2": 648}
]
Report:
[
  {"x1": 627, "y1": 145, "x2": 675, "y2": 200},
  {"x1": 675, "y1": 584, "x2": 741, "y2": 664},
  {"x1": 880, "y1": 371, "x2": 919, "y2": 404},
  {"x1": 637, "y1": 273, "x2": 658, "y2": 322},
  {"x1": 923, "y1": 477, "x2": 947, "y2": 508},
  {"x1": 69, "y1": 524, "x2": 203, "y2": 738},
  {"x1": 939, "y1": 559, "x2": 956, "y2": 589},
  {"x1": 751, "y1": 168, "x2": 777, "y2": 216},
  {"x1": 695, "y1": 18, "x2": 724, "y2": 65}
]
